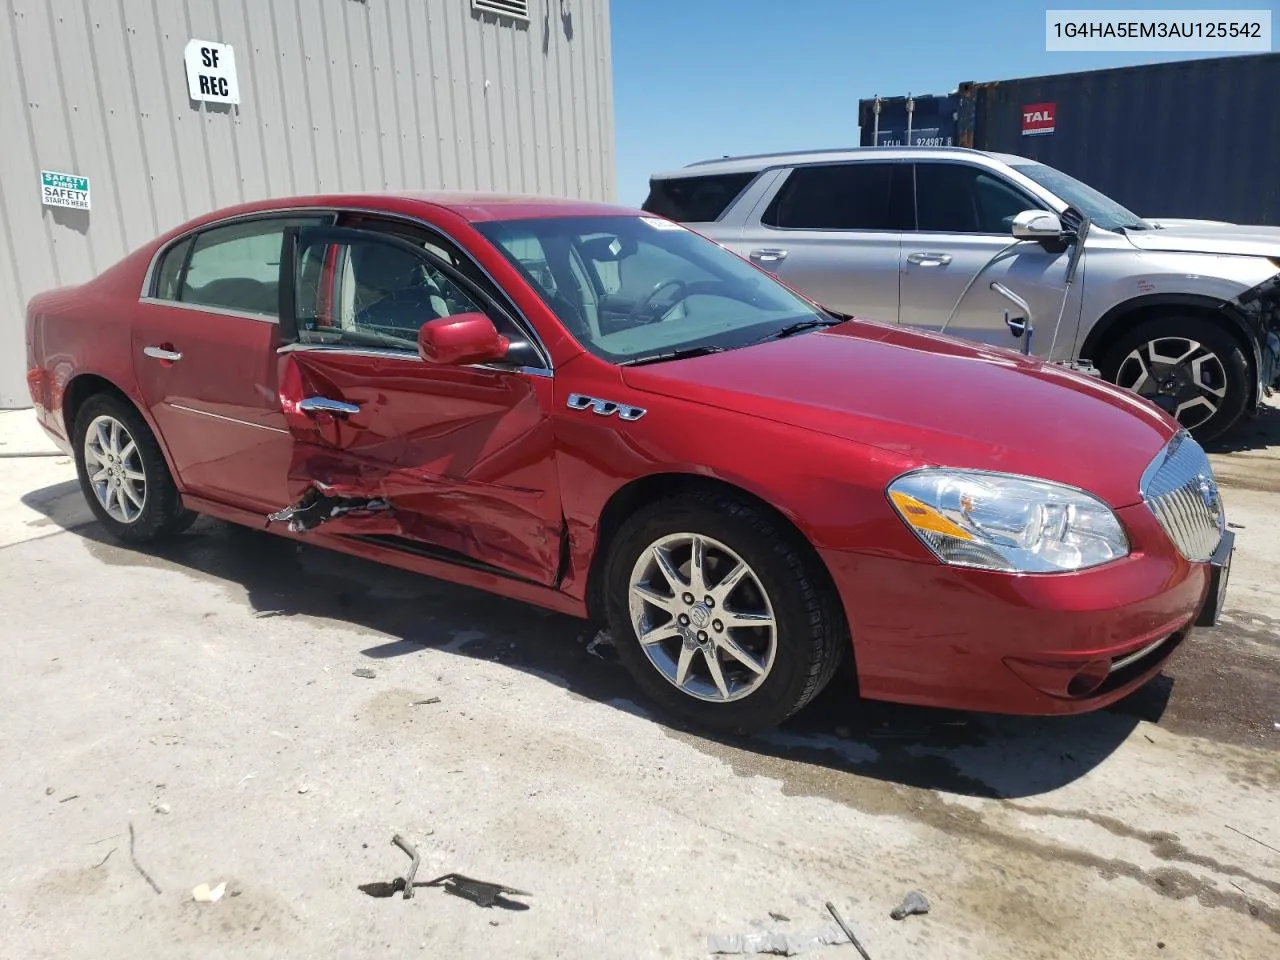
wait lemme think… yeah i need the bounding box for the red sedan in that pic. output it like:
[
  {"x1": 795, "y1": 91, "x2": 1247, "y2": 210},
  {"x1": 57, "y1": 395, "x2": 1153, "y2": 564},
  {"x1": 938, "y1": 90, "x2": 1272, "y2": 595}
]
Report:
[{"x1": 24, "y1": 193, "x2": 1233, "y2": 733}]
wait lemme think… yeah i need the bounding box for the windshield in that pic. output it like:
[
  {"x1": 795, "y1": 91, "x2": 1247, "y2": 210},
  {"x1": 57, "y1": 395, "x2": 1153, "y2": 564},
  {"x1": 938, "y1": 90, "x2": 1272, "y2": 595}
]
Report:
[
  {"x1": 473, "y1": 215, "x2": 830, "y2": 363},
  {"x1": 1007, "y1": 162, "x2": 1151, "y2": 232}
]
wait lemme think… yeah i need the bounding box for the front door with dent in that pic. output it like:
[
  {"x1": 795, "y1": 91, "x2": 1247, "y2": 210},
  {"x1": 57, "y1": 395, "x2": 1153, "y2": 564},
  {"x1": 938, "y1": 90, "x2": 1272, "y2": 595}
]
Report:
[{"x1": 275, "y1": 225, "x2": 563, "y2": 586}]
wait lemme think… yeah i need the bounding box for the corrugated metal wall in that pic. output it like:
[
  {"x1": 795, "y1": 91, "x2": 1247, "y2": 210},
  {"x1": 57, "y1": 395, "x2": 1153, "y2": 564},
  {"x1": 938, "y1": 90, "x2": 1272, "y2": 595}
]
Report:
[{"x1": 0, "y1": 0, "x2": 616, "y2": 407}]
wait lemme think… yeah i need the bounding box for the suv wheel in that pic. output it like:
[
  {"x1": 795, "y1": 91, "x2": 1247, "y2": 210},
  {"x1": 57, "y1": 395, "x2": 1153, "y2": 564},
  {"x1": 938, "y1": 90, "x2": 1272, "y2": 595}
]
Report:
[
  {"x1": 1099, "y1": 316, "x2": 1250, "y2": 443},
  {"x1": 72, "y1": 393, "x2": 195, "y2": 543},
  {"x1": 603, "y1": 491, "x2": 846, "y2": 735}
]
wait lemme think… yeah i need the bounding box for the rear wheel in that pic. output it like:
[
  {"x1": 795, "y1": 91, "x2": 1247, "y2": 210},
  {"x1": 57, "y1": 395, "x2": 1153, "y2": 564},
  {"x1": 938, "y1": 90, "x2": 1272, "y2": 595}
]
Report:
[
  {"x1": 72, "y1": 393, "x2": 194, "y2": 543},
  {"x1": 603, "y1": 491, "x2": 846, "y2": 735},
  {"x1": 1099, "y1": 316, "x2": 1250, "y2": 443}
]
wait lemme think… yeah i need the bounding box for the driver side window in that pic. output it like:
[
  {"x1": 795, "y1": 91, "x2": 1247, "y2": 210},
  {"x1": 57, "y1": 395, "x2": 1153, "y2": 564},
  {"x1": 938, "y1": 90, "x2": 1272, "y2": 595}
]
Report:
[
  {"x1": 914, "y1": 163, "x2": 1035, "y2": 234},
  {"x1": 296, "y1": 233, "x2": 508, "y2": 351}
]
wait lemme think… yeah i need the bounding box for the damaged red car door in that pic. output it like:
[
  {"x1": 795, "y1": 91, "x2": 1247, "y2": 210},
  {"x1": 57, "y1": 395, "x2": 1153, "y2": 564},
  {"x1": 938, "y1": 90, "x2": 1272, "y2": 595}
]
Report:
[{"x1": 269, "y1": 226, "x2": 564, "y2": 587}]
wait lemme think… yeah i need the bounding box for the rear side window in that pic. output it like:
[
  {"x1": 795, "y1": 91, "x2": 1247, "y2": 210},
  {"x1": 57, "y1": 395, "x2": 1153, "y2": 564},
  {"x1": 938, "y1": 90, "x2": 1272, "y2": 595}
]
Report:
[
  {"x1": 156, "y1": 216, "x2": 326, "y2": 319},
  {"x1": 762, "y1": 163, "x2": 913, "y2": 231},
  {"x1": 642, "y1": 172, "x2": 757, "y2": 223}
]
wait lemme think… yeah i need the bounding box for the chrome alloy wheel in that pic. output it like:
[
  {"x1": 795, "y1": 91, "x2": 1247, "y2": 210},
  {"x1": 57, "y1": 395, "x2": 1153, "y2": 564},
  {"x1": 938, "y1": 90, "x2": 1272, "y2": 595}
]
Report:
[
  {"x1": 83, "y1": 414, "x2": 147, "y2": 524},
  {"x1": 1115, "y1": 337, "x2": 1228, "y2": 430},
  {"x1": 627, "y1": 533, "x2": 777, "y2": 703}
]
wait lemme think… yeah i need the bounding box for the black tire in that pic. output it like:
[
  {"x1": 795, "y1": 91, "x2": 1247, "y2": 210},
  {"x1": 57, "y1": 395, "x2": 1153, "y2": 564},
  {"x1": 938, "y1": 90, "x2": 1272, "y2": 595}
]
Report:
[
  {"x1": 602, "y1": 490, "x2": 847, "y2": 735},
  {"x1": 72, "y1": 393, "x2": 194, "y2": 543},
  {"x1": 1098, "y1": 315, "x2": 1250, "y2": 444}
]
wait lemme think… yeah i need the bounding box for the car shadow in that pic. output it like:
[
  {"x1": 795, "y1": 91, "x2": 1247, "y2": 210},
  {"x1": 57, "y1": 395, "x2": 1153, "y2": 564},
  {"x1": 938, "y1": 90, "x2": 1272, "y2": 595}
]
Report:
[
  {"x1": 22, "y1": 482, "x2": 1158, "y2": 801},
  {"x1": 1204, "y1": 395, "x2": 1280, "y2": 455}
]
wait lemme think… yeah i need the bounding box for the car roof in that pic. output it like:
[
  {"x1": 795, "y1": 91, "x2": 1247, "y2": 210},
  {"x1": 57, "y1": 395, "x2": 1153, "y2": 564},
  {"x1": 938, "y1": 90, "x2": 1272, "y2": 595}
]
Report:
[
  {"x1": 651, "y1": 146, "x2": 1037, "y2": 179},
  {"x1": 167, "y1": 191, "x2": 640, "y2": 236}
]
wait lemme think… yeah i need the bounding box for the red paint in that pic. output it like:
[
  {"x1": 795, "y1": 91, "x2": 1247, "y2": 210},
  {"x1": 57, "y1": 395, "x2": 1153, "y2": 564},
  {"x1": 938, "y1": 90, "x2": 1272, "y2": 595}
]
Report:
[
  {"x1": 1022, "y1": 102, "x2": 1056, "y2": 136},
  {"x1": 24, "y1": 191, "x2": 1212, "y2": 718}
]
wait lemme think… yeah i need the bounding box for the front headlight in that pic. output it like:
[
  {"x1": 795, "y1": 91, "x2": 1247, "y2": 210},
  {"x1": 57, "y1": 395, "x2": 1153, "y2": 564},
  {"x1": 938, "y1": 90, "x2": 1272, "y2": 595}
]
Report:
[{"x1": 886, "y1": 469, "x2": 1129, "y2": 573}]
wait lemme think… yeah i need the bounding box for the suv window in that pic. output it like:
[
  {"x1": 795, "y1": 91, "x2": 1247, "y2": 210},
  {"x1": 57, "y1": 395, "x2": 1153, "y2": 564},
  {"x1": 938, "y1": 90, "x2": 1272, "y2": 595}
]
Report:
[
  {"x1": 762, "y1": 163, "x2": 913, "y2": 231},
  {"x1": 914, "y1": 163, "x2": 1034, "y2": 234},
  {"x1": 168, "y1": 216, "x2": 325, "y2": 318},
  {"x1": 642, "y1": 172, "x2": 757, "y2": 223}
]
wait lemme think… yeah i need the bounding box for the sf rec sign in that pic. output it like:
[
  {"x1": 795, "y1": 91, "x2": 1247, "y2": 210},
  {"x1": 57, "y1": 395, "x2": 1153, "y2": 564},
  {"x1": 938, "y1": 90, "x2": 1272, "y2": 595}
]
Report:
[{"x1": 184, "y1": 39, "x2": 240, "y2": 105}]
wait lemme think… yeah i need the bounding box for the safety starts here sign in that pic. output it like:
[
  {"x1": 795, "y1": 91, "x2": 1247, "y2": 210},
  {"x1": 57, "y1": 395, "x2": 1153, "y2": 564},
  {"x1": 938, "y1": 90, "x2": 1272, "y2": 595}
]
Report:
[
  {"x1": 41, "y1": 170, "x2": 91, "y2": 210},
  {"x1": 184, "y1": 39, "x2": 240, "y2": 104}
]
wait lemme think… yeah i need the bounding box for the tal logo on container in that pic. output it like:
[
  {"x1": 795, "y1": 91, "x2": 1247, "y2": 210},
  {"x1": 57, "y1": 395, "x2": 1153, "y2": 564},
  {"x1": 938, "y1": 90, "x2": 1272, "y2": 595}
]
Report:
[{"x1": 1021, "y1": 102, "x2": 1056, "y2": 136}]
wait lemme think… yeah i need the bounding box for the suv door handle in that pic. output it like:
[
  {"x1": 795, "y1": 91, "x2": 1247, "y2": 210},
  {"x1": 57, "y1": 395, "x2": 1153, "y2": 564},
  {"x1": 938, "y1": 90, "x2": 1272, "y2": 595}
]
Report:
[
  {"x1": 298, "y1": 396, "x2": 361, "y2": 417},
  {"x1": 906, "y1": 252, "x2": 953, "y2": 266},
  {"x1": 749, "y1": 248, "x2": 788, "y2": 265},
  {"x1": 143, "y1": 344, "x2": 183, "y2": 362}
]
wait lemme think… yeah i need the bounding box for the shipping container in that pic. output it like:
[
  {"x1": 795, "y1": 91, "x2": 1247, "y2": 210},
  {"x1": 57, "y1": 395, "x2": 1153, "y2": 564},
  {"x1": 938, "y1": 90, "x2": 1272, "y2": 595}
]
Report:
[
  {"x1": 857, "y1": 94, "x2": 959, "y2": 147},
  {"x1": 859, "y1": 53, "x2": 1280, "y2": 226}
]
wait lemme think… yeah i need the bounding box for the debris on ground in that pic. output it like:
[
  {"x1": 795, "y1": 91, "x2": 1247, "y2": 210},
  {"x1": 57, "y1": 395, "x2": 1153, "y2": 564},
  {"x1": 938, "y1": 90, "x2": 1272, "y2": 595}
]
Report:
[
  {"x1": 1226, "y1": 824, "x2": 1280, "y2": 855},
  {"x1": 298, "y1": 785, "x2": 311, "y2": 795},
  {"x1": 424, "y1": 872, "x2": 532, "y2": 908},
  {"x1": 45, "y1": 787, "x2": 54, "y2": 796},
  {"x1": 192, "y1": 881, "x2": 227, "y2": 903},
  {"x1": 58, "y1": 794, "x2": 79, "y2": 803},
  {"x1": 153, "y1": 801, "x2": 170, "y2": 815},
  {"x1": 352, "y1": 668, "x2": 377, "y2": 679},
  {"x1": 889, "y1": 890, "x2": 930, "y2": 921},
  {"x1": 707, "y1": 927, "x2": 848, "y2": 955},
  {"x1": 91, "y1": 848, "x2": 116, "y2": 869},
  {"x1": 127, "y1": 823, "x2": 161, "y2": 895},
  {"x1": 392, "y1": 834, "x2": 420, "y2": 900},
  {"x1": 411, "y1": 697, "x2": 441, "y2": 706},
  {"x1": 585, "y1": 630, "x2": 615, "y2": 660},
  {"x1": 826, "y1": 902, "x2": 873, "y2": 960},
  {"x1": 768, "y1": 911, "x2": 792, "y2": 922}
]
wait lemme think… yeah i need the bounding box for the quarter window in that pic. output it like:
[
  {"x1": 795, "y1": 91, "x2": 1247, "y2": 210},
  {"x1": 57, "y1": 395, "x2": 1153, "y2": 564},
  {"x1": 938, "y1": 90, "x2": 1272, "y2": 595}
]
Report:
[
  {"x1": 913, "y1": 164, "x2": 1034, "y2": 234},
  {"x1": 762, "y1": 163, "x2": 914, "y2": 231},
  {"x1": 642, "y1": 172, "x2": 758, "y2": 224}
]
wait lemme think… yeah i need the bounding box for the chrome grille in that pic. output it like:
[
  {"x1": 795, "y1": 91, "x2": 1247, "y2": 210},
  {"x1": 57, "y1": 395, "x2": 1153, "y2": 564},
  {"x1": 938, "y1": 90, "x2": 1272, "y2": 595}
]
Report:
[{"x1": 1139, "y1": 431, "x2": 1226, "y2": 562}]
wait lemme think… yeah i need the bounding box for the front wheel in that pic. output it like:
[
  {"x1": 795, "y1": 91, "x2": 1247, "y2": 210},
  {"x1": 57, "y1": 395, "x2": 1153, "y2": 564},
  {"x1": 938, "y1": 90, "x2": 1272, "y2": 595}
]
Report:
[
  {"x1": 1099, "y1": 316, "x2": 1250, "y2": 443},
  {"x1": 603, "y1": 491, "x2": 846, "y2": 735}
]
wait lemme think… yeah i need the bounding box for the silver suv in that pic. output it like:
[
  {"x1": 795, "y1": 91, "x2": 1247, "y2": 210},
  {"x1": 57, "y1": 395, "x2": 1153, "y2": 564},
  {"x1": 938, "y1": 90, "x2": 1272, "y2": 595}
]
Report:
[{"x1": 644, "y1": 147, "x2": 1280, "y2": 442}]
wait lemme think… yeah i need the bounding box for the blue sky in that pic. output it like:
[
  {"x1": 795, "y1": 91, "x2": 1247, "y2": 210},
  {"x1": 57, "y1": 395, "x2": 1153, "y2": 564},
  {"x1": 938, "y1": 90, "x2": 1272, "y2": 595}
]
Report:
[{"x1": 609, "y1": 0, "x2": 1274, "y2": 205}]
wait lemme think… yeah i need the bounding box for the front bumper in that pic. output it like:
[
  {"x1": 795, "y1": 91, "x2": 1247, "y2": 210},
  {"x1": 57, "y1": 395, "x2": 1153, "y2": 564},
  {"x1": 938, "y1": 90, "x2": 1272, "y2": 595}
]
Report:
[{"x1": 821, "y1": 502, "x2": 1226, "y2": 716}]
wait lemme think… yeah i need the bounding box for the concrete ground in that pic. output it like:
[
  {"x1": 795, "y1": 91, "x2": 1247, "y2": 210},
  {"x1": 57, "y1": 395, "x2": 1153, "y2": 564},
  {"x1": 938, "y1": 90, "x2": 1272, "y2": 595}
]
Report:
[{"x1": 1, "y1": 403, "x2": 1277, "y2": 960}]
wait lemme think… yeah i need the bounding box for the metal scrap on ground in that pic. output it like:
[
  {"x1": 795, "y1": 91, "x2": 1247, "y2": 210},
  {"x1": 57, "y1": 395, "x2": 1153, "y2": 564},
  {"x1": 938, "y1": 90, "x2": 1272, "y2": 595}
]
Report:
[
  {"x1": 424, "y1": 873, "x2": 532, "y2": 908},
  {"x1": 890, "y1": 890, "x2": 930, "y2": 921},
  {"x1": 392, "y1": 834, "x2": 420, "y2": 900},
  {"x1": 826, "y1": 902, "x2": 873, "y2": 960},
  {"x1": 127, "y1": 822, "x2": 161, "y2": 895}
]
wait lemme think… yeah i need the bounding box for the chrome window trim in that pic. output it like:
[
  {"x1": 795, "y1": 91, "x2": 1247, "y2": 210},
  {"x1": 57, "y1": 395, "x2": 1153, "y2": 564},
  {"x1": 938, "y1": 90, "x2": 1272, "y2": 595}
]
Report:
[
  {"x1": 276, "y1": 341, "x2": 551, "y2": 378},
  {"x1": 138, "y1": 296, "x2": 280, "y2": 325},
  {"x1": 137, "y1": 204, "x2": 554, "y2": 371},
  {"x1": 168, "y1": 403, "x2": 290, "y2": 434}
]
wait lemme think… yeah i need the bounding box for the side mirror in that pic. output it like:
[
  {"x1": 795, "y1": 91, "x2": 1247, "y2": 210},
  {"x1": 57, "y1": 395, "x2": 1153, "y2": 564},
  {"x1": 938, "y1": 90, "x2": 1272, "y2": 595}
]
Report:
[
  {"x1": 1011, "y1": 209, "x2": 1064, "y2": 241},
  {"x1": 417, "y1": 312, "x2": 509, "y2": 366}
]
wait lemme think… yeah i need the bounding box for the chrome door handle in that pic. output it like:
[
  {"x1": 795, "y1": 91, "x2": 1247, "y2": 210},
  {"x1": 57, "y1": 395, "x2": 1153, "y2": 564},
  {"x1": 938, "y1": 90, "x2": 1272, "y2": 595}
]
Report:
[
  {"x1": 749, "y1": 248, "x2": 788, "y2": 264},
  {"x1": 298, "y1": 396, "x2": 361, "y2": 417},
  {"x1": 143, "y1": 345, "x2": 183, "y2": 362},
  {"x1": 906, "y1": 252, "x2": 953, "y2": 266}
]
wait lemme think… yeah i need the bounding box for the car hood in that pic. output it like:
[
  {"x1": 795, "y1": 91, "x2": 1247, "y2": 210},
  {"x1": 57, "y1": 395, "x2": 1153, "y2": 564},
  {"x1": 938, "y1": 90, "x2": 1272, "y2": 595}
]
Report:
[
  {"x1": 620, "y1": 322, "x2": 1179, "y2": 508},
  {"x1": 1125, "y1": 221, "x2": 1280, "y2": 258}
]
